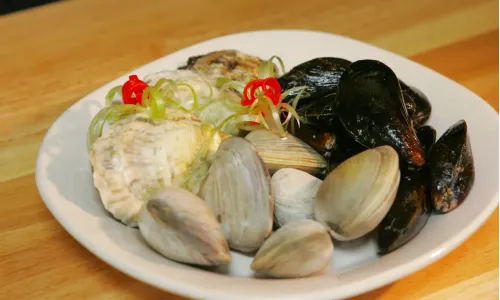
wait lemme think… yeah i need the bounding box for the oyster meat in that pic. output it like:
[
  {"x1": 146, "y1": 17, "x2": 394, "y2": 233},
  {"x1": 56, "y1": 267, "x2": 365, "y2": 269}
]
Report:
[
  {"x1": 336, "y1": 59, "x2": 425, "y2": 167},
  {"x1": 315, "y1": 146, "x2": 401, "y2": 241},
  {"x1": 428, "y1": 120, "x2": 475, "y2": 213},
  {"x1": 377, "y1": 169, "x2": 431, "y2": 254},
  {"x1": 138, "y1": 187, "x2": 231, "y2": 266},
  {"x1": 89, "y1": 110, "x2": 223, "y2": 227},
  {"x1": 251, "y1": 219, "x2": 333, "y2": 278},
  {"x1": 199, "y1": 136, "x2": 274, "y2": 252}
]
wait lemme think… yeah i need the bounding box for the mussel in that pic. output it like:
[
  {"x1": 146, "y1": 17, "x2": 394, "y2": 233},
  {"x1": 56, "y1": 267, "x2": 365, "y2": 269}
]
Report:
[
  {"x1": 428, "y1": 120, "x2": 475, "y2": 213},
  {"x1": 278, "y1": 57, "x2": 351, "y2": 108},
  {"x1": 336, "y1": 59, "x2": 425, "y2": 167},
  {"x1": 416, "y1": 125, "x2": 437, "y2": 157},
  {"x1": 377, "y1": 169, "x2": 431, "y2": 254},
  {"x1": 400, "y1": 81, "x2": 432, "y2": 127}
]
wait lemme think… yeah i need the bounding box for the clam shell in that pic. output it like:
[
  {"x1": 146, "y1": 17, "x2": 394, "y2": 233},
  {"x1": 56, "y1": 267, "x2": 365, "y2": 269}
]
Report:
[
  {"x1": 199, "y1": 137, "x2": 274, "y2": 252},
  {"x1": 271, "y1": 168, "x2": 322, "y2": 227},
  {"x1": 251, "y1": 219, "x2": 333, "y2": 278},
  {"x1": 314, "y1": 145, "x2": 400, "y2": 241},
  {"x1": 138, "y1": 187, "x2": 231, "y2": 266},
  {"x1": 245, "y1": 129, "x2": 327, "y2": 176}
]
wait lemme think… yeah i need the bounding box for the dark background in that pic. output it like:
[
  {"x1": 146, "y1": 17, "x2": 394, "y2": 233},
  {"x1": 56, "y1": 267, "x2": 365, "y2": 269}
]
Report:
[{"x1": 0, "y1": 0, "x2": 62, "y2": 15}]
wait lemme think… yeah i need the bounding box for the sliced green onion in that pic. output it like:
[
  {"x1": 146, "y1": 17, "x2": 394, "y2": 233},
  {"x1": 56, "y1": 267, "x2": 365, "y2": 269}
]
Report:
[
  {"x1": 105, "y1": 85, "x2": 123, "y2": 106},
  {"x1": 87, "y1": 104, "x2": 142, "y2": 151},
  {"x1": 176, "y1": 82, "x2": 199, "y2": 111},
  {"x1": 260, "y1": 96, "x2": 287, "y2": 138},
  {"x1": 259, "y1": 55, "x2": 286, "y2": 78}
]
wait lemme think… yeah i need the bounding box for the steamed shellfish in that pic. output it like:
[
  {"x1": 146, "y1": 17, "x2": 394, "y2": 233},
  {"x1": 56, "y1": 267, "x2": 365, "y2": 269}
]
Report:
[{"x1": 89, "y1": 109, "x2": 223, "y2": 227}]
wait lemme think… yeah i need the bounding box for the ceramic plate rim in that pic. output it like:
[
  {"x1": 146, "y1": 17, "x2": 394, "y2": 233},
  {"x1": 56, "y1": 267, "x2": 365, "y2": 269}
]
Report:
[{"x1": 35, "y1": 29, "x2": 499, "y2": 300}]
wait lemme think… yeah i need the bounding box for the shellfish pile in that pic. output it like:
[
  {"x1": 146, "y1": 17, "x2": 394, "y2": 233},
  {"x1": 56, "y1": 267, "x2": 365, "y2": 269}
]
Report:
[{"x1": 87, "y1": 50, "x2": 475, "y2": 278}]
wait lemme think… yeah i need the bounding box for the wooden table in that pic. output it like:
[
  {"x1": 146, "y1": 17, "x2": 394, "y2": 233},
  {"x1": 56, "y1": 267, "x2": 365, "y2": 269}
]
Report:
[{"x1": 0, "y1": 0, "x2": 498, "y2": 299}]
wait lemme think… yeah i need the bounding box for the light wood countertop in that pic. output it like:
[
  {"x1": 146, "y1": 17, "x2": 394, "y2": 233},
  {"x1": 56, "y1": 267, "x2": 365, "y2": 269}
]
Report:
[{"x1": 0, "y1": 0, "x2": 498, "y2": 299}]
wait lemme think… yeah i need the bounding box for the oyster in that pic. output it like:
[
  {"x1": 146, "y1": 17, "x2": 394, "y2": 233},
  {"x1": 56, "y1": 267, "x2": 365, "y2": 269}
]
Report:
[
  {"x1": 416, "y1": 125, "x2": 437, "y2": 157},
  {"x1": 278, "y1": 57, "x2": 351, "y2": 108},
  {"x1": 138, "y1": 187, "x2": 231, "y2": 266},
  {"x1": 89, "y1": 110, "x2": 223, "y2": 227},
  {"x1": 428, "y1": 120, "x2": 475, "y2": 213},
  {"x1": 271, "y1": 168, "x2": 322, "y2": 227},
  {"x1": 377, "y1": 169, "x2": 431, "y2": 254},
  {"x1": 315, "y1": 146, "x2": 400, "y2": 241},
  {"x1": 336, "y1": 59, "x2": 425, "y2": 167},
  {"x1": 400, "y1": 81, "x2": 432, "y2": 127},
  {"x1": 245, "y1": 129, "x2": 327, "y2": 177},
  {"x1": 199, "y1": 137, "x2": 273, "y2": 252},
  {"x1": 251, "y1": 219, "x2": 333, "y2": 278},
  {"x1": 178, "y1": 49, "x2": 265, "y2": 83}
]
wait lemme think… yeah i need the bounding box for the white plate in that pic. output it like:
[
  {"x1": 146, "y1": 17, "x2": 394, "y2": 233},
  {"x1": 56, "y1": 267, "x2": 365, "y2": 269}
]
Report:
[{"x1": 35, "y1": 30, "x2": 499, "y2": 300}]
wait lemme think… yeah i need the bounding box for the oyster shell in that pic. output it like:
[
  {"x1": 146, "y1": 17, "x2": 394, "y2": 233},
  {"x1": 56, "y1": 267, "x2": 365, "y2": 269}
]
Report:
[
  {"x1": 199, "y1": 137, "x2": 274, "y2": 252},
  {"x1": 251, "y1": 219, "x2": 333, "y2": 278},
  {"x1": 178, "y1": 49, "x2": 265, "y2": 83},
  {"x1": 89, "y1": 110, "x2": 223, "y2": 227},
  {"x1": 315, "y1": 146, "x2": 401, "y2": 241},
  {"x1": 428, "y1": 120, "x2": 475, "y2": 213},
  {"x1": 138, "y1": 187, "x2": 231, "y2": 266},
  {"x1": 271, "y1": 168, "x2": 322, "y2": 227},
  {"x1": 245, "y1": 129, "x2": 327, "y2": 177}
]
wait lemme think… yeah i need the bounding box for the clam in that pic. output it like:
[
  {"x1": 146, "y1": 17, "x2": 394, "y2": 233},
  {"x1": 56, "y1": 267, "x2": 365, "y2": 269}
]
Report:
[
  {"x1": 199, "y1": 137, "x2": 274, "y2": 252},
  {"x1": 138, "y1": 187, "x2": 231, "y2": 266},
  {"x1": 251, "y1": 219, "x2": 333, "y2": 278},
  {"x1": 89, "y1": 110, "x2": 223, "y2": 227},
  {"x1": 245, "y1": 129, "x2": 327, "y2": 177},
  {"x1": 271, "y1": 168, "x2": 322, "y2": 227},
  {"x1": 314, "y1": 146, "x2": 400, "y2": 241}
]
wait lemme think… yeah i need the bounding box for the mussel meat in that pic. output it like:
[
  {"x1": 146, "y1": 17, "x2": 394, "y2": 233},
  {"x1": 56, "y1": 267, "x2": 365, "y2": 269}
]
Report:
[
  {"x1": 336, "y1": 59, "x2": 425, "y2": 167},
  {"x1": 400, "y1": 81, "x2": 432, "y2": 127},
  {"x1": 416, "y1": 125, "x2": 437, "y2": 157},
  {"x1": 377, "y1": 169, "x2": 431, "y2": 254},
  {"x1": 428, "y1": 120, "x2": 475, "y2": 213},
  {"x1": 278, "y1": 57, "x2": 351, "y2": 108}
]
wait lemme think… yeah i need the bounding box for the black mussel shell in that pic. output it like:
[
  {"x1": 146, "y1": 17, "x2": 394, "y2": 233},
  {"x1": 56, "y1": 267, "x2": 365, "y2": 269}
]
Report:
[
  {"x1": 292, "y1": 117, "x2": 366, "y2": 169},
  {"x1": 278, "y1": 57, "x2": 351, "y2": 108},
  {"x1": 377, "y1": 169, "x2": 431, "y2": 255},
  {"x1": 416, "y1": 125, "x2": 437, "y2": 157},
  {"x1": 294, "y1": 93, "x2": 337, "y2": 128},
  {"x1": 428, "y1": 120, "x2": 475, "y2": 213},
  {"x1": 336, "y1": 59, "x2": 425, "y2": 167},
  {"x1": 400, "y1": 81, "x2": 432, "y2": 127},
  {"x1": 400, "y1": 82, "x2": 417, "y2": 117}
]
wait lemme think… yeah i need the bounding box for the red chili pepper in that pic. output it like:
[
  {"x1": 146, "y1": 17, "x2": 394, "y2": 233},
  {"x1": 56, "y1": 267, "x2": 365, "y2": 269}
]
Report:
[
  {"x1": 122, "y1": 75, "x2": 149, "y2": 105},
  {"x1": 241, "y1": 77, "x2": 281, "y2": 107}
]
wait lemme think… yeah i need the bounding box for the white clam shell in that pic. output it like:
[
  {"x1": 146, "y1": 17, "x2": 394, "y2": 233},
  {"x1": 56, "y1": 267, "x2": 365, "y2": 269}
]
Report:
[
  {"x1": 138, "y1": 187, "x2": 231, "y2": 266},
  {"x1": 245, "y1": 130, "x2": 327, "y2": 176},
  {"x1": 251, "y1": 219, "x2": 333, "y2": 278},
  {"x1": 271, "y1": 168, "x2": 322, "y2": 227},
  {"x1": 314, "y1": 145, "x2": 401, "y2": 241},
  {"x1": 199, "y1": 137, "x2": 274, "y2": 252}
]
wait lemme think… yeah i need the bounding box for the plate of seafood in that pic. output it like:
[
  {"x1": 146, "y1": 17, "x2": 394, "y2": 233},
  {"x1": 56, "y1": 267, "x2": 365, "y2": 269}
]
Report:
[{"x1": 35, "y1": 30, "x2": 499, "y2": 300}]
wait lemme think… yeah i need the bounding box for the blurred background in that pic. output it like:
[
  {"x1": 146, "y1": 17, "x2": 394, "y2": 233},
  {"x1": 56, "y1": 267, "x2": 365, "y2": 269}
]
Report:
[{"x1": 0, "y1": 0, "x2": 61, "y2": 15}]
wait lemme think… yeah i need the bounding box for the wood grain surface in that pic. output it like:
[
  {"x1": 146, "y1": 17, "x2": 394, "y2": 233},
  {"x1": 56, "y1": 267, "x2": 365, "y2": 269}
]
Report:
[{"x1": 0, "y1": 0, "x2": 498, "y2": 299}]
